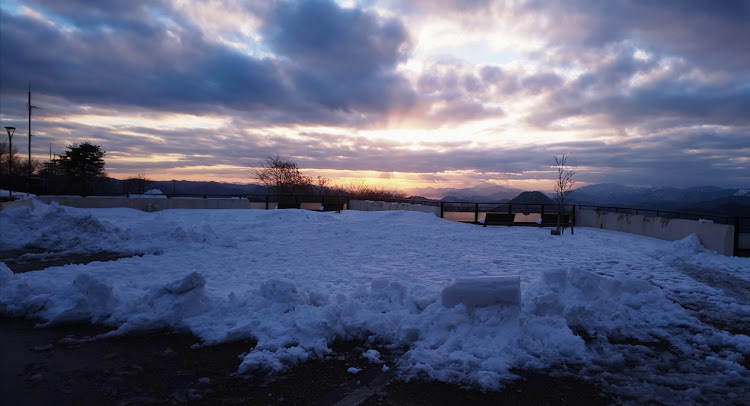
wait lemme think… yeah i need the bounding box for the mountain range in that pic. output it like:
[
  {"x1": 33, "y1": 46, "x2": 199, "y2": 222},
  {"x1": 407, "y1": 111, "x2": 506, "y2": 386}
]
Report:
[
  {"x1": 406, "y1": 183, "x2": 523, "y2": 202},
  {"x1": 105, "y1": 178, "x2": 750, "y2": 217}
]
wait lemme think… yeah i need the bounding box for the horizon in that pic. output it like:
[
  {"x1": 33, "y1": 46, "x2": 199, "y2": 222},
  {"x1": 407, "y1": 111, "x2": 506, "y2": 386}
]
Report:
[
  {"x1": 1, "y1": 1, "x2": 749, "y2": 190},
  {"x1": 99, "y1": 176, "x2": 750, "y2": 201}
]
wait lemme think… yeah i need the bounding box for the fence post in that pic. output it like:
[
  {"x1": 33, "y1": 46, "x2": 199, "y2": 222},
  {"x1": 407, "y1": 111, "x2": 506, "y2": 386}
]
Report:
[
  {"x1": 265, "y1": 195, "x2": 269, "y2": 210},
  {"x1": 474, "y1": 203, "x2": 479, "y2": 224},
  {"x1": 508, "y1": 203, "x2": 512, "y2": 214},
  {"x1": 440, "y1": 201, "x2": 444, "y2": 218},
  {"x1": 571, "y1": 205, "x2": 575, "y2": 235},
  {"x1": 735, "y1": 217, "x2": 741, "y2": 257}
]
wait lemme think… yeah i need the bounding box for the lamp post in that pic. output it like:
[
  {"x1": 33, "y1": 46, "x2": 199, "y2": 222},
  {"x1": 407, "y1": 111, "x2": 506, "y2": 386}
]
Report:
[{"x1": 4, "y1": 126, "x2": 15, "y2": 197}]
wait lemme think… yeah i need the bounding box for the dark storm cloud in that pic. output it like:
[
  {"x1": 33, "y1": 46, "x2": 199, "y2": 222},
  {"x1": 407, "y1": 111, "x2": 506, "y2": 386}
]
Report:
[
  {"x1": 0, "y1": 9, "x2": 288, "y2": 112},
  {"x1": 526, "y1": 44, "x2": 750, "y2": 129},
  {"x1": 263, "y1": 0, "x2": 416, "y2": 114},
  {"x1": 522, "y1": 0, "x2": 750, "y2": 72},
  {"x1": 0, "y1": 0, "x2": 416, "y2": 125}
]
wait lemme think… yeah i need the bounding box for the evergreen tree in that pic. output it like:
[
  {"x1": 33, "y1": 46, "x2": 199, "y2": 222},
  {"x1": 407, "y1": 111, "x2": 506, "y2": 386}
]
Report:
[{"x1": 58, "y1": 142, "x2": 106, "y2": 194}]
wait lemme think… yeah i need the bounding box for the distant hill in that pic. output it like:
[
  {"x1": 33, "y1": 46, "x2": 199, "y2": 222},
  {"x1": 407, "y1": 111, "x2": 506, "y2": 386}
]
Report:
[
  {"x1": 569, "y1": 184, "x2": 750, "y2": 216},
  {"x1": 569, "y1": 184, "x2": 740, "y2": 206},
  {"x1": 509, "y1": 191, "x2": 555, "y2": 205},
  {"x1": 104, "y1": 178, "x2": 265, "y2": 195},
  {"x1": 96, "y1": 178, "x2": 750, "y2": 216},
  {"x1": 407, "y1": 182, "x2": 522, "y2": 202}
]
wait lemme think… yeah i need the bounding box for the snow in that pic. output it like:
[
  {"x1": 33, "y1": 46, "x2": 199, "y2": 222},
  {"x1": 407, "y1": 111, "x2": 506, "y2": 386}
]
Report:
[
  {"x1": 1, "y1": 200, "x2": 749, "y2": 404},
  {"x1": 127, "y1": 189, "x2": 167, "y2": 198},
  {"x1": 0, "y1": 189, "x2": 35, "y2": 199},
  {"x1": 441, "y1": 276, "x2": 521, "y2": 308}
]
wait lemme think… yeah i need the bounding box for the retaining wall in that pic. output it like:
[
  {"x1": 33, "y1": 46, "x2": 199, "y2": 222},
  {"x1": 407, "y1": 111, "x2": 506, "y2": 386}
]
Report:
[
  {"x1": 35, "y1": 196, "x2": 253, "y2": 211},
  {"x1": 348, "y1": 200, "x2": 440, "y2": 216},
  {"x1": 576, "y1": 210, "x2": 735, "y2": 256},
  {"x1": 0, "y1": 199, "x2": 34, "y2": 211}
]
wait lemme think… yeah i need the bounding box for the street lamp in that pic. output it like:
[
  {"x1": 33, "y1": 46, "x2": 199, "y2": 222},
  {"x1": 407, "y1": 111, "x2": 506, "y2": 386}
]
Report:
[{"x1": 4, "y1": 126, "x2": 15, "y2": 197}]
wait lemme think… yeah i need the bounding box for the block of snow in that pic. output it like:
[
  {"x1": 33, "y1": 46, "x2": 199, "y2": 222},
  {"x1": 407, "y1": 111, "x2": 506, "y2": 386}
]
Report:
[
  {"x1": 441, "y1": 276, "x2": 521, "y2": 308},
  {"x1": 698, "y1": 218, "x2": 714, "y2": 224}
]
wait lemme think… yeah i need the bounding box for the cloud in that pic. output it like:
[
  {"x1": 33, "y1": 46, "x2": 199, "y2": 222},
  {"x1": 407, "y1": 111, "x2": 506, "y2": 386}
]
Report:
[
  {"x1": 518, "y1": 0, "x2": 750, "y2": 73},
  {"x1": 2, "y1": 0, "x2": 749, "y2": 189},
  {"x1": 1, "y1": 0, "x2": 416, "y2": 126}
]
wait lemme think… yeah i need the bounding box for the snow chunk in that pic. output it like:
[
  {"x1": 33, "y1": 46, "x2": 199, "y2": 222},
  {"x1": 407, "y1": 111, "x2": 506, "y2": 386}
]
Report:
[
  {"x1": 0, "y1": 263, "x2": 14, "y2": 284},
  {"x1": 259, "y1": 279, "x2": 305, "y2": 306},
  {"x1": 441, "y1": 276, "x2": 521, "y2": 308},
  {"x1": 238, "y1": 346, "x2": 311, "y2": 375},
  {"x1": 347, "y1": 367, "x2": 361, "y2": 374},
  {"x1": 162, "y1": 271, "x2": 206, "y2": 294},
  {"x1": 362, "y1": 349, "x2": 383, "y2": 364},
  {"x1": 370, "y1": 278, "x2": 408, "y2": 304}
]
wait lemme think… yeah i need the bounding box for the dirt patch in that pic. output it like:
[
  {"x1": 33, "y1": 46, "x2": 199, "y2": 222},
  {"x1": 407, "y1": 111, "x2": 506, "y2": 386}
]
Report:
[
  {"x1": 362, "y1": 373, "x2": 612, "y2": 406},
  {"x1": 0, "y1": 317, "x2": 612, "y2": 406},
  {"x1": 0, "y1": 249, "x2": 144, "y2": 273}
]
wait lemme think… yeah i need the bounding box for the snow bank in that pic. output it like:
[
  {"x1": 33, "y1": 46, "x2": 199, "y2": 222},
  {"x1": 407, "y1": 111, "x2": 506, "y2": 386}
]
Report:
[
  {"x1": 441, "y1": 276, "x2": 521, "y2": 307},
  {"x1": 1, "y1": 207, "x2": 749, "y2": 404}
]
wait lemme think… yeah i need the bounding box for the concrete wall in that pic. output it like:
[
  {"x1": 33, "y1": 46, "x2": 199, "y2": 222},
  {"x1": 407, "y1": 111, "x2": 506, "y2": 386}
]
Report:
[
  {"x1": 348, "y1": 199, "x2": 440, "y2": 216},
  {"x1": 36, "y1": 196, "x2": 253, "y2": 211},
  {"x1": 0, "y1": 199, "x2": 34, "y2": 211},
  {"x1": 576, "y1": 209, "x2": 735, "y2": 256},
  {"x1": 29, "y1": 196, "x2": 349, "y2": 212},
  {"x1": 740, "y1": 233, "x2": 750, "y2": 251}
]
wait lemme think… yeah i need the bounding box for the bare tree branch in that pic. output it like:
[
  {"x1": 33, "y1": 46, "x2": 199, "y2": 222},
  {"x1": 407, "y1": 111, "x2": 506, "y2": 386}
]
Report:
[{"x1": 553, "y1": 153, "x2": 575, "y2": 235}]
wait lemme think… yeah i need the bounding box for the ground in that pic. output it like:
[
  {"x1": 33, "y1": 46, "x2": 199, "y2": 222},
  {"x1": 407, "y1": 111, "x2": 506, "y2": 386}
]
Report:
[
  {"x1": 0, "y1": 251, "x2": 612, "y2": 406},
  {"x1": 1, "y1": 205, "x2": 749, "y2": 405}
]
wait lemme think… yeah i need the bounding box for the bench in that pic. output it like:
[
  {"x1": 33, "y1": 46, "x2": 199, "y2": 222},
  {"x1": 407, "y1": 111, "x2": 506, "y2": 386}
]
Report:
[
  {"x1": 483, "y1": 213, "x2": 516, "y2": 226},
  {"x1": 322, "y1": 202, "x2": 345, "y2": 212},
  {"x1": 540, "y1": 214, "x2": 570, "y2": 228},
  {"x1": 277, "y1": 198, "x2": 300, "y2": 209}
]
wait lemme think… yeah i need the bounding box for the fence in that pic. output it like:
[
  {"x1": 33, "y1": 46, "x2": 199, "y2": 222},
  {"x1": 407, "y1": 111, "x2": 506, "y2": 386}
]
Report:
[
  {"x1": 6, "y1": 192, "x2": 748, "y2": 257},
  {"x1": 577, "y1": 205, "x2": 749, "y2": 257}
]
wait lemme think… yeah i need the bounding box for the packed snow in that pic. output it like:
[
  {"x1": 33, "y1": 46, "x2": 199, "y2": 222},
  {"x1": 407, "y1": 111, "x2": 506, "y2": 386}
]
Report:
[{"x1": 1, "y1": 199, "x2": 749, "y2": 405}]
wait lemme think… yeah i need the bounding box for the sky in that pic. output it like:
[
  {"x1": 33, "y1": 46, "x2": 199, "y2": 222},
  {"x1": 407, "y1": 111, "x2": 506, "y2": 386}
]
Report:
[{"x1": 1, "y1": 0, "x2": 749, "y2": 192}]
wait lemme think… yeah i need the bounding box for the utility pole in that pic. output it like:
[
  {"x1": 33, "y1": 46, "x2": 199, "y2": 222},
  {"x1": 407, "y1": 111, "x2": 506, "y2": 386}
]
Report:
[
  {"x1": 4, "y1": 126, "x2": 15, "y2": 196},
  {"x1": 27, "y1": 84, "x2": 40, "y2": 193}
]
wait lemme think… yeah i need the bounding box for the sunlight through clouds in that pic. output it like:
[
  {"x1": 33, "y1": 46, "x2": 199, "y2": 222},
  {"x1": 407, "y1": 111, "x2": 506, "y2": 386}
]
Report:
[{"x1": 1, "y1": 0, "x2": 748, "y2": 189}]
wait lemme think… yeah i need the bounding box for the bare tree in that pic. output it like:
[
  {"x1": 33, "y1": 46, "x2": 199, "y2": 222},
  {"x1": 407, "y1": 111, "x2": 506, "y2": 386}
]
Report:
[
  {"x1": 553, "y1": 153, "x2": 575, "y2": 235},
  {"x1": 343, "y1": 179, "x2": 407, "y2": 200},
  {"x1": 251, "y1": 155, "x2": 313, "y2": 200},
  {"x1": 123, "y1": 174, "x2": 151, "y2": 195}
]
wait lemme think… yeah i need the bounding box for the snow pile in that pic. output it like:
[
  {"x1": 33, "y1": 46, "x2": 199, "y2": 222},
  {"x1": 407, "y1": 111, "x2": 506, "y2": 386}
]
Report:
[
  {"x1": 441, "y1": 276, "x2": 521, "y2": 308},
  {"x1": 128, "y1": 189, "x2": 167, "y2": 198},
  {"x1": 0, "y1": 189, "x2": 35, "y2": 199},
  {"x1": 0, "y1": 203, "x2": 749, "y2": 404},
  {"x1": 0, "y1": 201, "x2": 132, "y2": 253}
]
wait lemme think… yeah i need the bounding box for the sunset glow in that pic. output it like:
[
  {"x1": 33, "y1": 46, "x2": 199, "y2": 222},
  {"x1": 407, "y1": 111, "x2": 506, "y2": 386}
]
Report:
[{"x1": 1, "y1": 0, "x2": 748, "y2": 192}]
